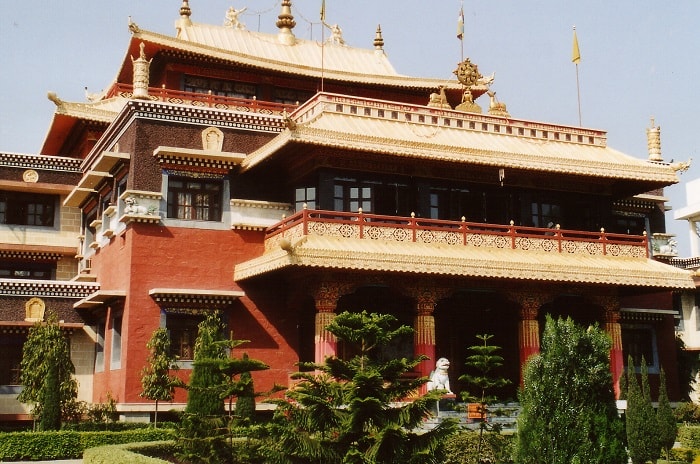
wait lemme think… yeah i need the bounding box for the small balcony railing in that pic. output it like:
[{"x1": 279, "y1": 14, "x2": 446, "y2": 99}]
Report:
[
  {"x1": 264, "y1": 208, "x2": 649, "y2": 259},
  {"x1": 106, "y1": 83, "x2": 298, "y2": 115}
]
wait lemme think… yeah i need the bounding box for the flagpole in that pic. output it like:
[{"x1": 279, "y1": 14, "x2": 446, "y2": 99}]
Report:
[
  {"x1": 572, "y1": 25, "x2": 582, "y2": 126},
  {"x1": 320, "y1": 0, "x2": 326, "y2": 92},
  {"x1": 458, "y1": 1, "x2": 464, "y2": 60},
  {"x1": 575, "y1": 62, "x2": 581, "y2": 127}
]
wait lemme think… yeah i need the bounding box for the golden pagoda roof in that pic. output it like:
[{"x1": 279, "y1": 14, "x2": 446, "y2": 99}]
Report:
[
  {"x1": 233, "y1": 234, "x2": 695, "y2": 289},
  {"x1": 242, "y1": 93, "x2": 680, "y2": 186},
  {"x1": 125, "y1": 26, "x2": 463, "y2": 92}
]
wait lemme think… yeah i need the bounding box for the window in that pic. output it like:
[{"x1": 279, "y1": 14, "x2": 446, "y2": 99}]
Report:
[
  {"x1": 0, "y1": 260, "x2": 55, "y2": 280},
  {"x1": 111, "y1": 316, "x2": 122, "y2": 369},
  {"x1": 295, "y1": 187, "x2": 316, "y2": 211},
  {"x1": 530, "y1": 201, "x2": 561, "y2": 228},
  {"x1": 622, "y1": 324, "x2": 658, "y2": 373},
  {"x1": 0, "y1": 191, "x2": 56, "y2": 226},
  {"x1": 167, "y1": 314, "x2": 202, "y2": 360},
  {"x1": 0, "y1": 334, "x2": 25, "y2": 386},
  {"x1": 183, "y1": 75, "x2": 256, "y2": 99},
  {"x1": 95, "y1": 321, "x2": 105, "y2": 372},
  {"x1": 428, "y1": 187, "x2": 476, "y2": 221},
  {"x1": 334, "y1": 179, "x2": 373, "y2": 213},
  {"x1": 167, "y1": 177, "x2": 223, "y2": 221}
]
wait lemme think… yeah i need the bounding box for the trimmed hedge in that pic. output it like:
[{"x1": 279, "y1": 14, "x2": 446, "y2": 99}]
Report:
[
  {"x1": 83, "y1": 441, "x2": 174, "y2": 464},
  {"x1": 679, "y1": 425, "x2": 700, "y2": 449},
  {"x1": 0, "y1": 428, "x2": 174, "y2": 461}
]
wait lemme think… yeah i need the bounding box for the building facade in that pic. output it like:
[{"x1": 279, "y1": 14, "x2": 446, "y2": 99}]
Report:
[{"x1": 0, "y1": 1, "x2": 694, "y2": 422}]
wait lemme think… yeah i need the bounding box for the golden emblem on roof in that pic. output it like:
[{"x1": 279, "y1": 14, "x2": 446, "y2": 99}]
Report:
[{"x1": 454, "y1": 58, "x2": 482, "y2": 87}]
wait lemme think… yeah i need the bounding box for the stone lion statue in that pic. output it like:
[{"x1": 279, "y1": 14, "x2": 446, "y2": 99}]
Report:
[
  {"x1": 123, "y1": 197, "x2": 150, "y2": 215},
  {"x1": 427, "y1": 357, "x2": 453, "y2": 394}
]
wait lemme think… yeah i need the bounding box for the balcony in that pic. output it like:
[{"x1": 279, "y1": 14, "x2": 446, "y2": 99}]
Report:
[
  {"x1": 264, "y1": 208, "x2": 649, "y2": 259},
  {"x1": 106, "y1": 83, "x2": 298, "y2": 115}
]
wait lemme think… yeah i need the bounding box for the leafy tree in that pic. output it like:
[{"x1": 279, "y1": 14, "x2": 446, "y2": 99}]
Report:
[
  {"x1": 656, "y1": 368, "x2": 678, "y2": 459},
  {"x1": 18, "y1": 311, "x2": 78, "y2": 429},
  {"x1": 625, "y1": 355, "x2": 660, "y2": 464},
  {"x1": 515, "y1": 315, "x2": 626, "y2": 464},
  {"x1": 264, "y1": 310, "x2": 458, "y2": 464},
  {"x1": 458, "y1": 334, "x2": 511, "y2": 463},
  {"x1": 140, "y1": 327, "x2": 183, "y2": 427}
]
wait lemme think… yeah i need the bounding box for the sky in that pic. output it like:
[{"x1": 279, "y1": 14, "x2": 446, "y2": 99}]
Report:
[{"x1": 1, "y1": 0, "x2": 698, "y2": 256}]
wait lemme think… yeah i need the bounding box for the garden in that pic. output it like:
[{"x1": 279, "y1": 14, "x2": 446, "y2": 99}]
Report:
[{"x1": 2, "y1": 310, "x2": 700, "y2": 463}]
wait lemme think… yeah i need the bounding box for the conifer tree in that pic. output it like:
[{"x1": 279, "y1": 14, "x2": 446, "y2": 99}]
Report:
[
  {"x1": 625, "y1": 355, "x2": 660, "y2": 464},
  {"x1": 39, "y1": 348, "x2": 61, "y2": 431},
  {"x1": 515, "y1": 315, "x2": 626, "y2": 464},
  {"x1": 18, "y1": 311, "x2": 78, "y2": 429},
  {"x1": 177, "y1": 312, "x2": 269, "y2": 463},
  {"x1": 458, "y1": 334, "x2": 511, "y2": 462},
  {"x1": 265, "y1": 310, "x2": 458, "y2": 464},
  {"x1": 140, "y1": 327, "x2": 183, "y2": 427},
  {"x1": 656, "y1": 368, "x2": 678, "y2": 460}
]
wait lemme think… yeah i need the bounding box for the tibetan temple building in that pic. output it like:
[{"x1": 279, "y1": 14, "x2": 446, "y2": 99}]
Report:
[{"x1": 0, "y1": 1, "x2": 695, "y2": 422}]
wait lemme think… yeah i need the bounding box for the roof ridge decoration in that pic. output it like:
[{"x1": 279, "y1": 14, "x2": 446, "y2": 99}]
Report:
[
  {"x1": 176, "y1": 0, "x2": 193, "y2": 36},
  {"x1": 276, "y1": 0, "x2": 297, "y2": 45},
  {"x1": 224, "y1": 5, "x2": 247, "y2": 30}
]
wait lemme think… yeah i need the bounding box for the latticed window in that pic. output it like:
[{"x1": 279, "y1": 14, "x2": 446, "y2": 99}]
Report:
[
  {"x1": 167, "y1": 178, "x2": 222, "y2": 221},
  {"x1": 0, "y1": 191, "x2": 56, "y2": 226}
]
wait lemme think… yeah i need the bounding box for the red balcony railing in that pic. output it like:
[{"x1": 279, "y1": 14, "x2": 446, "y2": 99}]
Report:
[
  {"x1": 265, "y1": 208, "x2": 649, "y2": 259},
  {"x1": 106, "y1": 83, "x2": 298, "y2": 115}
]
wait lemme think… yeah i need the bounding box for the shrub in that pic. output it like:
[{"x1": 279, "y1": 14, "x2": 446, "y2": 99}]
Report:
[
  {"x1": 0, "y1": 428, "x2": 174, "y2": 461},
  {"x1": 442, "y1": 430, "x2": 514, "y2": 464},
  {"x1": 675, "y1": 402, "x2": 700, "y2": 424},
  {"x1": 678, "y1": 425, "x2": 700, "y2": 449}
]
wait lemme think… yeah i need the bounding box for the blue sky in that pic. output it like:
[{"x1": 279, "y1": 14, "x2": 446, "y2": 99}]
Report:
[{"x1": 1, "y1": 0, "x2": 698, "y2": 255}]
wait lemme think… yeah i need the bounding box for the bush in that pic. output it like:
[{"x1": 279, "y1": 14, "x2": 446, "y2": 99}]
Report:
[
  {"x1": 669, "y1": 447, "x2": 697, "y2": 463},
  {"x1": 676, "y1": 402, "x2": 700, "y2": 424},
  {"x1": 441, "y1": 430, "x2": 514, "y2": 464},
  {"x1": 83, "y1": 441, "x2": 174, "y2": 464},
  {"x1": 63, "y1": 421, "x2": 178, "y2": 432},
  {"x1": 0, "y1": 428, "x2": 174, "y2": 461},
  {"x1": 678, "y1": 425, "x2": 700, "y2": 449}
]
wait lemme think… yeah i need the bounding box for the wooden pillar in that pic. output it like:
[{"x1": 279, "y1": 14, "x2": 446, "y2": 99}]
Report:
[
  {"x1": 311, "y1": 281, "x2": 353, "y2": 364},
  {"x1": 508, "y1": 290, "x2": 547, "y2": 385},
  {"x1": 594, "y1": 294, "x2": 624, "y2": 399},
  {"x1": 404, "y1": 286, "x2": 449, "y2": 380}
]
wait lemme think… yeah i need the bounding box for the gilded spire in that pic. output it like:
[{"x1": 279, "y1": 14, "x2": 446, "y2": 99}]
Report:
[
  {"x1": 276, "y1": 0, "x2": 296, "y2": 45},
  {"x1": 646, "y1": 117, "x2": 662, "y2": 162},
  {"x1": 175, "y1": 0, "x2": 193, "y2": 35},
  {"x1": 373, "y1": 25, "x2": 384, "y2": 51}
]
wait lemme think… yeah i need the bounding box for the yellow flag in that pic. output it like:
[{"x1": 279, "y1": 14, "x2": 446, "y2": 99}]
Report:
[
  {"x1": 320, "y1": 0, "x2": 326, "y2": 21},
  {"x1": 571, "y1": 27, "x2": 581, "y2": 64},
  {"x1": 457, "y1": 7, "x2": 464, "y2": 40}
]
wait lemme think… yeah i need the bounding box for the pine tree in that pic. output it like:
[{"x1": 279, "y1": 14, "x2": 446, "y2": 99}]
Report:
[
  {"x1": 515, "y1": 315, "x2": 626, "y2": 464},
  {"x1": 233, "y1": 353, "x2": 255, "y2": 425},
  {"x1": 458, "y1": 334, "x2": 511, "y2": 463},
  {"x1": 140, "y1": 327, "x2": 183, "y2": 427},
  {"x1": 265, "y1": 310, "x2": 458, "y2": 464},
  {"x1": 177, "y1": 312, "x2": 269, "y2": 463},
  {"x1": 18, "y1": 311, "x2": 78, "y2": 429},
  {"x1": 625, "y1": 355, "x2": 660, "y2": 464},
  {"x1": 656, "y1": 368, "x2": 678, "y2": 460}
]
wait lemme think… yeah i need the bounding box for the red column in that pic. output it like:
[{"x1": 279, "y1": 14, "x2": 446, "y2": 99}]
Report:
[
  {"x1": 312, "y1": 281, "x2": 353, "y2": 364},
  {"x1": 509, "y1": 290, "x2": 547, "y2": 386},
  {"x1": 597, "y1": 295, "x2": 624, "y2": 399},
  {"x1": 405, "y1": 286, "x2": 449, "y2": 381}
]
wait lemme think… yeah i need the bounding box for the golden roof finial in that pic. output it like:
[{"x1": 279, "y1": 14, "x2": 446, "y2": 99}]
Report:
[
  {"x1": 176, "y1": 0, "x2": 193, "y2": 35},
  {"x1": 646, "y1": 116, "x2": 662, "y2": 162},
  {"x1": 276, "y1": 0, "x2": 297, "y2": 45},
  {"x1": 373, "y1": 25, "x2": 384, "y2": 51}
]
